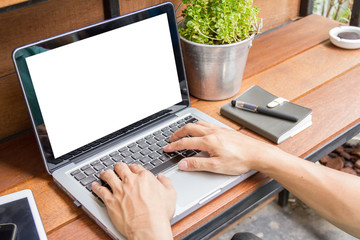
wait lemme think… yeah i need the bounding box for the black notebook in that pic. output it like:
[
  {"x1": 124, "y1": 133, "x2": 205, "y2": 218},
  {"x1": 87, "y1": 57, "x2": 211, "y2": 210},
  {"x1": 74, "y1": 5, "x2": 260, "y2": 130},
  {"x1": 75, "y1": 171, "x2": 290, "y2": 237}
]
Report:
[{"x1": 220, "y1": 85, "x2": 312, "y2": 144}]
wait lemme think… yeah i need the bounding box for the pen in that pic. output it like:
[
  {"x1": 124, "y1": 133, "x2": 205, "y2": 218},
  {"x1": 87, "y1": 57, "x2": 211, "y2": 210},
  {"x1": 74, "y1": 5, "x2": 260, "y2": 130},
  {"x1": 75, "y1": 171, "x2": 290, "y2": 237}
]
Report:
[{"x1": 231, "y1": 100, "x2": 298, "y2": 122}]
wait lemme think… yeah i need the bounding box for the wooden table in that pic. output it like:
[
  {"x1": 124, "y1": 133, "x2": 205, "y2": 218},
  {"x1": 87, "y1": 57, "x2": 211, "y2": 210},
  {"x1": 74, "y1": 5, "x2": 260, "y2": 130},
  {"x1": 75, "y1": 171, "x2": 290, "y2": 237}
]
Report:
[{"x1": 0, "y1": 14, "x2": 359, "y2": 239}]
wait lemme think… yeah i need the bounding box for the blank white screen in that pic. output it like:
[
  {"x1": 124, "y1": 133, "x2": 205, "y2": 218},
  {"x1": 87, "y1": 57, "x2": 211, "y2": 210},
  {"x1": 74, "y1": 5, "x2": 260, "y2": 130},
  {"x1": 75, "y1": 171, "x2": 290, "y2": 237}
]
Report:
[{"x1": 26, "y1": 14, "x2": 182, "y2": 158}]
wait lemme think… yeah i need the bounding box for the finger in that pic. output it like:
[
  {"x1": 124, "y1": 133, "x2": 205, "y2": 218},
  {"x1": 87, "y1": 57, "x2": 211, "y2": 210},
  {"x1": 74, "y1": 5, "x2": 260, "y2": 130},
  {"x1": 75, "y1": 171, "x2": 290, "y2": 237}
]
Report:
[
  {"x1": 195, "y1": 120, "x2": 220, "y2": 128},
  {"x1": 128, "y1": 163, "x2": 146, "y2": 174},
  {"x1": 91, "y1": 181, "x2": 113, "y2": 203},
  {"x1": 178, "y1": 157, "x2": 221, "y2": 173},
  {"x1": 164, "y1": 136, "x2": 207, "y2": 152},
  {"x1": 169, "y1": 123, "x2": 210, "y2": 142},
  {"x1": 157, "y1": 173, "x2": 174, "y2": 190},
  {"x1": 114, "y1": 162, "x2": 134, "y2": 182},
  {"x1": 100, "y1": 169, "x2": 122, "y2": 190}
]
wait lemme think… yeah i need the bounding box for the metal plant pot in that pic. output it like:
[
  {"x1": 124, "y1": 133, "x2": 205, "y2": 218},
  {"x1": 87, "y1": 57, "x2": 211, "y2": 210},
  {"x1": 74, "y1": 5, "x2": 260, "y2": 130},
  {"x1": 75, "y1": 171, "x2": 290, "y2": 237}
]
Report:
[{"x1": 179, "y1": 29, "x2": 254, "y2": 101}]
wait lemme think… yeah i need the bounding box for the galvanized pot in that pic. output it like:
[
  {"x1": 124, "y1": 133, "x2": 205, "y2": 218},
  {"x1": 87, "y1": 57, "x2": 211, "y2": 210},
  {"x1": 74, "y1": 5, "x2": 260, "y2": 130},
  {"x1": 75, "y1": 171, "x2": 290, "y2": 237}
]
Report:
[{"x1": 179, "y1": 31, "x2": 254, "y2": 101}]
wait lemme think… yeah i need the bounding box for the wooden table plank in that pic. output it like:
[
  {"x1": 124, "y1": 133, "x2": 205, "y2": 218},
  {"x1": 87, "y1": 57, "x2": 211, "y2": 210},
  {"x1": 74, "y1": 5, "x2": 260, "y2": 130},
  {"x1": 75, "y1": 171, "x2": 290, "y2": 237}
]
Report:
[
  {"x1": 278, "y1": 66, "x2": 360, "y2": 157},
  {"x1": 0, "y1": 132, "x2": 45, "y2": 192},
  {"x1": 47, "y1": 214, "x2": 111, "y2": 240},
  {"x1": 244, "y1": 14, "x2": 342, "y2": 79}
]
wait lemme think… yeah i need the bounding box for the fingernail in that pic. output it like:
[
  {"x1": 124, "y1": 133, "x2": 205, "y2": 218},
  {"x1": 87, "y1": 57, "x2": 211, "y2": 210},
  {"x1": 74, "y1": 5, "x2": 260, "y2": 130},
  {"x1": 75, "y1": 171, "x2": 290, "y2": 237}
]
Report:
[{"x1": 178, "y1": 160, "x2": 188, "y2": 170}]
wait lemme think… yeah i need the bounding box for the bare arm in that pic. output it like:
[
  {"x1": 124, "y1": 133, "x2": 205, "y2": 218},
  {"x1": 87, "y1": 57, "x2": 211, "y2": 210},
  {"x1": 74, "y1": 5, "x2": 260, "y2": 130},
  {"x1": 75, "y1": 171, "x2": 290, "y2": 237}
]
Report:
[{"x1": 164, "y1": 121, "x2": 360, "y2": 238}]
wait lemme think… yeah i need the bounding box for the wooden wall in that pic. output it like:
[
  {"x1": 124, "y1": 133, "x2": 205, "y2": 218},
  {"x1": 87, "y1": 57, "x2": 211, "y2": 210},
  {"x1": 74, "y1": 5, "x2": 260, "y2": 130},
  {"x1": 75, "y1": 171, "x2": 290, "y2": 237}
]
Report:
[{"x1": 0, "y1": 0, "x2": 300, "y2": 141}]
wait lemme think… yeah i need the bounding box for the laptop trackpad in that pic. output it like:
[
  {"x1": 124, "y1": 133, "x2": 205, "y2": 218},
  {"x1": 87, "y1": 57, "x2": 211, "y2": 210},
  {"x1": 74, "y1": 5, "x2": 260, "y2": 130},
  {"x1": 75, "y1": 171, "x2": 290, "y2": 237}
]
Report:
[{"x1": 166, "y1": 169, "x2": 233, "y2": 208}]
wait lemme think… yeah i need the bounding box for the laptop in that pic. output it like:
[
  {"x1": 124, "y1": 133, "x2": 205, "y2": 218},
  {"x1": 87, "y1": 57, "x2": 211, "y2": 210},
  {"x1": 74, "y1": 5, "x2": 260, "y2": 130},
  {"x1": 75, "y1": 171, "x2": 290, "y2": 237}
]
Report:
[{"x1": 12, "y1": 2, "x2": 255, "y2": 239}]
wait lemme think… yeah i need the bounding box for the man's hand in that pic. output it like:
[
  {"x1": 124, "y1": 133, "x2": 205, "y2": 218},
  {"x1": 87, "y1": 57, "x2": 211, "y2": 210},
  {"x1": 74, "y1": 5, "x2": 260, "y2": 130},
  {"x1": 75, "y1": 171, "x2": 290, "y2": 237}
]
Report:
[
  {"x1": 163, "y1": 120, "x2": 279, "y2": 175},
  {"x1": 92, "y1": 163, "x2": 176, "y2": 239}
]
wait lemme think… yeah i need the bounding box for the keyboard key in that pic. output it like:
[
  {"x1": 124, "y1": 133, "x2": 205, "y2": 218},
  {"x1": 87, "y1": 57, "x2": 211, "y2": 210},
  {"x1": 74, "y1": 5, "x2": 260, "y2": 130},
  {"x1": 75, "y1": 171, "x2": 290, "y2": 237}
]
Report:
[
  {"x1": 112, "y1": 155, "x2": 123, "y2": 162},
  {"x1": 177, "y1": 119, "x2": 185, "y2": 124},
  {"x1": 93, "y1": 163, "x2": 105, "y2": 171},
  {"x1": 136, "y1": 138, "x2": 146, "y2": 144},
  {"x1": 119, "y1": 147, "x2": 127, "y2": 152},
  {"x1": 121, "y1": 150, "x2": 132, "y2": 158},
  {"x1": 149, "y1": 144, "x2": 160, "y2": 152},
  {"x1": 123, "y1": 157, "x2": 134, "y2": 164},
  {"x1": 153, "y1": 130, "x2": 162, "y2": 136},
  {"x1": 100, "y1": 155, "x2": 111, "y2": 161},
  {"x1": 159, "y1": 155, "x2": 171, "y2": 162},
  {"x1": 145, "y1": 134, "x2": 153, "y2": 140},
  {"x1": 90, "y1": 160, "x2": 100, "y2": 166},
  {"x1": 151, "y1": 159, "x2": 162, "y2": 166},
  {"x1": 166, "y1": 152, "x2": 178, "y2": 158},
  {"x1": 140, "y1": 149, "x2": 151, "y2": 156},
  {"x1": 138, "y1": 142, "x2": 149, "y2": 149},
  {"x1": 186, "y1": 118, "x2": 198, "y2": 124},
  {"x1": 162, "y1": 131, "x2": 173, "y2": 137},
  {"x1": 131, "y1": 153, "x2": 142, "y2": 160},
  {"x1": 80, "y1": 165, "x2": 91, "y2": 171},
  {"x1": 70, "y1": 169, "x2": 80, "y2": 176},
  {"x1": 146, "y1": 138, "x2": 157, "y2": 145},
  {"x1": 129, "y1": 160, "x2": 141, "y2": 166},
  {"x1": 143, "y1": 163, "x2": 153, "y2": 170},
  {"x1": 127, "y1": 142, "x2": 136, "y2": 148},
  {"x1": 103, "y1": 158, "x2": 114, "y2": 167},
  {"x1": 74, "y1": 172, "x2": 86, "y2": 181},
  {"x1": 183, "y1": 150, "x2": 197, "y2": 157},
  {"x1": 129, "y1": 146, "x2": 140, "y2": 153},
  {"x1": 157, "y1": 141, "x2": 168, "y2": 147},
  {"x1": 109, "y1": 151, "x2": 119, "y2": 157},
  {"x1": 154, "y1": 134, "x2": 165, "y2": 141},
  {"x1": 95, "y1": 168, "x2": 113, "y2": 179},
  {"x1": 80, "y1": 175, "x2": 97, "y2": 186},
  {"x1": 84, "y1": 167, "x2": 96, "y2": 176},
  {"x1": 161, "y1": 126, "x2": 170, "y2": 132},
  {"x1": 149, "y1": 152, "x2": 160, "y2": 159},
  {"x1": 170, "y1": 126, "x2": 178, "y2": 132},
  {"x1": 140, "y1": 156, "x2": 152, "y2": 164}
]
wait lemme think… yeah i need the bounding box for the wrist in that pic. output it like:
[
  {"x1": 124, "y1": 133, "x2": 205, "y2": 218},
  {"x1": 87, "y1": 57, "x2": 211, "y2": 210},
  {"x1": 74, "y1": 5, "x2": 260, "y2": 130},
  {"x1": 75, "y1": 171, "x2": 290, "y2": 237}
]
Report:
[
  {"x1": 250, "y1": 144, "x2": 286, "y2": 173},
  {"x1": 127, "y1": 215, "x2": 172, "y2": 240}
]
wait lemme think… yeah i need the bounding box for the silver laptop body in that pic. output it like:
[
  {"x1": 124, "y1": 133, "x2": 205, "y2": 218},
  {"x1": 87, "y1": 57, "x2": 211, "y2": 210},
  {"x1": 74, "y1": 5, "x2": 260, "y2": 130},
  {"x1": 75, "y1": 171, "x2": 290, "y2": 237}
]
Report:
[{"x1": 12, "y1": 2, "x2": 255, "y2": 239}]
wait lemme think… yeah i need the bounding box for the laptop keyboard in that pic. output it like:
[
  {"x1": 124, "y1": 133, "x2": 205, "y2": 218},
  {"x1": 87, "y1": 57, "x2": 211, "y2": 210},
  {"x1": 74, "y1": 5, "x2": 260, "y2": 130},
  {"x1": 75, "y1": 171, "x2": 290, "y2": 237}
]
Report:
[{"x1": 70, "y1": 115, "x2": 200, "y2": 198}]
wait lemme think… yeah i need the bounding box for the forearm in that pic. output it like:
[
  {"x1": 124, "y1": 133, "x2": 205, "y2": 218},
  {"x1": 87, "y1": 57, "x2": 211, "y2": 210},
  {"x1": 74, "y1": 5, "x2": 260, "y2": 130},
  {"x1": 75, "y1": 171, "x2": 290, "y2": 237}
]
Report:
[{"x1": 255, "y1": 147, "x2": 360, "y2": 237}]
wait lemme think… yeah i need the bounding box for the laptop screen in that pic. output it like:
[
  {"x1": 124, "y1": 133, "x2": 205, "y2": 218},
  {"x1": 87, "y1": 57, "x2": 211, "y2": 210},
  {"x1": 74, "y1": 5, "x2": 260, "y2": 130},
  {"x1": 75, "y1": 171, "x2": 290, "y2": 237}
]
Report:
[{"x1": 13, "y1": 3, "x2": 189, "y2": 171}]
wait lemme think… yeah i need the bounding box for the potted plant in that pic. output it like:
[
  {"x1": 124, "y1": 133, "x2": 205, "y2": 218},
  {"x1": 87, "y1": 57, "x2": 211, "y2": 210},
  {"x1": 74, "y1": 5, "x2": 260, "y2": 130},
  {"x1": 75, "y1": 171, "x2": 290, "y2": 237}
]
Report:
[{"x1": 178, "y1": 0, "x2": 260, "y2": 100}]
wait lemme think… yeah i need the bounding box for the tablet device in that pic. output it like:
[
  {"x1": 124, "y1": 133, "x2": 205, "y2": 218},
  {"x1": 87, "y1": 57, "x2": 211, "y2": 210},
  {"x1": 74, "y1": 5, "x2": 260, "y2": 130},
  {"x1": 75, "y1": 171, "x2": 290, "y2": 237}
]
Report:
[{"x1": 0, "y1": 189, "x2": 47, "y2": 240}]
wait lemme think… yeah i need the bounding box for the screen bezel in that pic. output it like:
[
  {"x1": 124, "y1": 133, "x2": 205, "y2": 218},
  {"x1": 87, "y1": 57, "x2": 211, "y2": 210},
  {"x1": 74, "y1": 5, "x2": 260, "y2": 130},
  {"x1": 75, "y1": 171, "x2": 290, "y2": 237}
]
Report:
[{"x1": 12, "y1": 2, "x2": 190, "y2": 173}]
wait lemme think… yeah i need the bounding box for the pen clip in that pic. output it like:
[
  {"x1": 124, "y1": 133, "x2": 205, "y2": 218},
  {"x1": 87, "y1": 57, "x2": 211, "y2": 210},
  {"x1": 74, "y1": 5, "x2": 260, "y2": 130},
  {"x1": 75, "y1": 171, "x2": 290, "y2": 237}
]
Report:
[{"x1": 267, "y1": 97, "x2": 288, "y2": 108}]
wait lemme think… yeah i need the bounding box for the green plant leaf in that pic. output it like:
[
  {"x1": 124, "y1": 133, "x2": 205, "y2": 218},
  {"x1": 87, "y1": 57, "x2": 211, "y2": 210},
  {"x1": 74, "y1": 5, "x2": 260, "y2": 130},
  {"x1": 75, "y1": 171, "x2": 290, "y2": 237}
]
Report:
[{"x1": 179, "y1": 0, "x2": 259, "y2": 45}]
